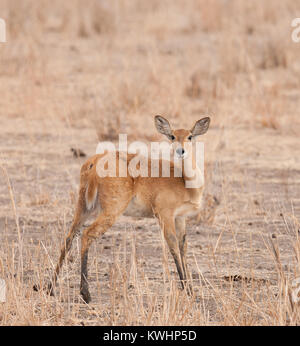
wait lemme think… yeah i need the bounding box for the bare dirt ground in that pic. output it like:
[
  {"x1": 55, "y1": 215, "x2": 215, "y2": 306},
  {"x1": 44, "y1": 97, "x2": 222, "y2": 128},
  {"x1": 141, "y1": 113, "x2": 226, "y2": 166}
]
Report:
[{"x1": 0, "y1": 0, "x2": 300, "y2": 325}]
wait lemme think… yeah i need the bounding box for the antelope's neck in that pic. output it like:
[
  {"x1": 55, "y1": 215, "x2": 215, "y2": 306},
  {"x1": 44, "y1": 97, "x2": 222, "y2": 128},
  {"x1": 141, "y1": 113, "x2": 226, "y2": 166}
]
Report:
[{"x1": 182, "y1": 150, "x2": 204, "y2": 204}]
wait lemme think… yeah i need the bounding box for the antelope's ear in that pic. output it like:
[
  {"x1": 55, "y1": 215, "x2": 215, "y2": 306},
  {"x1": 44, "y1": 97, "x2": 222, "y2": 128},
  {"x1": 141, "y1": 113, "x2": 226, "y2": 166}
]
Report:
[
  {"x1": 154, "y1": 115, "x2": 173, "y2": 140},
  {"x1": 190, "y1": 117, "x2": 210, "y2": 137}
]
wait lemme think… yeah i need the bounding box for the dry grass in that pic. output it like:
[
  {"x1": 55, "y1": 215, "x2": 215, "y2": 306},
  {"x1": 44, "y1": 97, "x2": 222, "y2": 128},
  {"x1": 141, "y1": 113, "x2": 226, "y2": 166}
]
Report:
[{"x1": 0, "y1": 0, "x2": 300, "y2": 325}]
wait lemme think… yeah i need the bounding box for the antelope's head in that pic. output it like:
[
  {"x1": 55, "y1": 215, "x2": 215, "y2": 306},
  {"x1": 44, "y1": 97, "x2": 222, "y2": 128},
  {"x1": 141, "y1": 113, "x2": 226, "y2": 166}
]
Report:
[{"x1": 154, "y1": 115, "x2": 210, "y2": 159}]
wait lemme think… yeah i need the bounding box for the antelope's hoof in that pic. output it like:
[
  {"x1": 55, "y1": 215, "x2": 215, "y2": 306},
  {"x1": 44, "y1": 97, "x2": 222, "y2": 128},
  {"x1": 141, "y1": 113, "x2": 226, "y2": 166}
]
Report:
[
  {"x1": 180, "y1": 281, "x2": 194, "y2": 296},
  {"x1": 33, "y1": 282, "x2": 55, "y2": 296},
  {"x1": 80, "y1": 287, "x2": 91, "y2": 304},
  {"x1": 186, "y1": 285, "x2": 194, "y2": 296}
]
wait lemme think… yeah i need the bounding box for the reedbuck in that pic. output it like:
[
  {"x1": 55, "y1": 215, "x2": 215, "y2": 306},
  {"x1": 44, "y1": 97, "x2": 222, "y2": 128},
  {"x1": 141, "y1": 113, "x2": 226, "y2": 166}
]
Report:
[{"x1": 42, "y1": 116, "x2": 210, "y2": 303}]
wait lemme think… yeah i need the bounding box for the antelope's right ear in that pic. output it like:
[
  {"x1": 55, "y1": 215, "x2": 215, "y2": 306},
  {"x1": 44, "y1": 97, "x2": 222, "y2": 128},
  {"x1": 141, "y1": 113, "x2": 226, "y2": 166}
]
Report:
[{"x1": 154, "y1": 115, "x2": 173, "y2": 140}]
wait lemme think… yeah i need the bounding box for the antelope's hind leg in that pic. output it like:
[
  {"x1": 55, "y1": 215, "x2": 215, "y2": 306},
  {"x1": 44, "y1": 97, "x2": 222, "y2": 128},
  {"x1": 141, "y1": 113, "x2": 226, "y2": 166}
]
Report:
[
  {"x1": 35, "y1": 157, "x2": 98, "y2": 295},
  {"x1": 79, "y1": 211, "x2": 118, "y2": 303},
  {"x1": 80, "y1": 182, "x2": 134, "y2": 303}
]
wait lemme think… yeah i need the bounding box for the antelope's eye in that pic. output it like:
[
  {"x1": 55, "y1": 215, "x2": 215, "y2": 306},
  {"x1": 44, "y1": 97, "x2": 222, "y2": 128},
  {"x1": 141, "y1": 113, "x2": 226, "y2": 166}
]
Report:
[
  {"x1": 188, "y1": 135, "x2": 192, "y2": 141},
  {"x1": 170, "y1": 135, "x2": 175, "y2": 141}
]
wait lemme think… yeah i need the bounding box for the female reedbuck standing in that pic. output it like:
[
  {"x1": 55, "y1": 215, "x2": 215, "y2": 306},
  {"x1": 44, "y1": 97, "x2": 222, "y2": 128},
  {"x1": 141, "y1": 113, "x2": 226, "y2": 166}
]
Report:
[{"x1": 42, "y1": 116, "x2": 210, "y2": 303}]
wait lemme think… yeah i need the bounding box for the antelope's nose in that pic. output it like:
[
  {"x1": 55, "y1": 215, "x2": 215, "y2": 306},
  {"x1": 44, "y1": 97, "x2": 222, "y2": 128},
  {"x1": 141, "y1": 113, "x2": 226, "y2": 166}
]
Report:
[{"x1": 176, "y1": 148, "x2": 185, "y2": 156}]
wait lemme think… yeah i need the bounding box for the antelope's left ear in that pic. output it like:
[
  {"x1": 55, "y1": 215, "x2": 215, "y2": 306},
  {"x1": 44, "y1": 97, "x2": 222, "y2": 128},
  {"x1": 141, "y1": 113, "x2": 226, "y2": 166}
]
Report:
[
  {"x1": 154, "y1": 115, "x2": 173, "y2": 139},
  {"x1": 190, "y1": 117, "x2": 210, "y2": 137}
]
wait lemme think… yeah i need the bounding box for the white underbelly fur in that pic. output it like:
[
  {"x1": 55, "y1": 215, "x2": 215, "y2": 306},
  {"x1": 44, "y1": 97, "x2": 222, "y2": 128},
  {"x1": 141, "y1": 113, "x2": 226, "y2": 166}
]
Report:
[
  {"x1": 124, "y1": 196, "x2": 153, "y2": 218},
  {"x1": 175, "y1": 197, "x2": 203, "y2": 218}
]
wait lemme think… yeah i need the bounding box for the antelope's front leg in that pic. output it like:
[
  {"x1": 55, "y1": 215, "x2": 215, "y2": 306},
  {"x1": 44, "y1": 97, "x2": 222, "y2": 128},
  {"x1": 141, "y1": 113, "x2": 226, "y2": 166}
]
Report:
[
  {"x1": 159, "y1": 212, "x2": 187, "y2": 289},
  {"x1": 175, "y1": 216, "x2": 193, "y2": 295}
]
